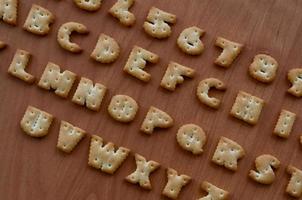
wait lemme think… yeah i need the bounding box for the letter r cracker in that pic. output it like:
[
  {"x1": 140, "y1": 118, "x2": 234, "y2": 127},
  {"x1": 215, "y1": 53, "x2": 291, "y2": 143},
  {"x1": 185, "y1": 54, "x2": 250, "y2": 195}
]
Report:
[{"x1": 230, "y1": 91, "x2": 264, "y2": 125}]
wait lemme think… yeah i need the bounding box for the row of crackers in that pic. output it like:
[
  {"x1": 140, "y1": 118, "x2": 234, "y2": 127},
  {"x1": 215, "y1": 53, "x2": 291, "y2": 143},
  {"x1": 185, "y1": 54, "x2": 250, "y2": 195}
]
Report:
[{"x1": 19, "y1": 105, "x2": 302, "y2": 199}]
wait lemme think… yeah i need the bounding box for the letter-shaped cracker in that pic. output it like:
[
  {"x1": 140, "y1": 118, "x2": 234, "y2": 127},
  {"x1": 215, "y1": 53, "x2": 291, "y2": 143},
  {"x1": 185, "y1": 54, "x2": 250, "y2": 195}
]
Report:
[
  {"x1": 286, "y1": 165, "x2": 302, "y2": 198},
  {"x1": 160, "y1": 62, "x2": 195, "y2": 91},
  {"x1": 57, "y1": 22, "x2": 88, "y2": 53},
  {"x1": 90, "y1": 33, "x2": 120, "y2": 64},
  {"x1": 109, "y1": 0, "x2": 135, "y2": 26},
  {"x1": 123, "y1": 46, "x2": 159, "y2": 82},
  {"x1": 0, "y1": 40, "x2": 6, "y2": 49},
  {"x1": 177, "y1": 26, "x2": 205, "y2": 55},
  {"x1": 197, "y1": 78, "x2": 226, "y2": 109},
  {"x1": 141, "y1": 106, "x2": 173, "y2": 134},
  {"x1": 88, "y1": 135, "x2": 130, "y2": 174},
  {"x1": 38, "y1": 62, "x2": 76, "y2": 98},
  {"x1": 73, "y1": 0, "x2": 102, "y2": 11},
  {"x1": 72, "y1": 77, "x2": 107, "y2": 111},
  {"x1": 249, "y1": 154, "x2": 280, "y2": 185},
  {"x1": 198, "y1": 181, "x2": 229, "y2": 200},
  {"x1": 125, "y1": 153, "x2": 160, "y2": 190},
  {"x1": 0, "y1": 0, "x2": 18, "y2": 25},
  {"x1": 57, "y1": 121, "x2": 86, "y2": 153},
  {"x1": 143, "y1": 7, "x2": 176, "y2": 39},
  {"x1": 214, "y1": 37, "x2": 243, "y2": 68},
  {"x1": 108, "y1": 94, "x2": 138, "y2": 123},
  {"x1": 176, "y1": 124, "x2": 206, "y2": 155},
  {"x1": 212, "y1": 137, "x2": 245, "y2": 171},
  {"x1": 8, "y1": 49, "x2": 35, "y2": 83},
  {"x1": 23, "y1": 4, "x2": 54, "y2": 36},
  {"x1": 20, "y1": 106, "x2": 54, "y2": 137},
  {"x1": 249, "y1": 54, "x2": 278, "y2": 83},
  {"x1": 162, "y1": 168, "x2": 191, "y2": 199},
  {"x1": 230, "y1": 91, "x2": 264, "y2": 125},
  {"x1": 273, "y1": 109, "x2": 296, "y2": 139},
  {"x1": 288, "y1": 68, "x2": 302, "y2": 97}
]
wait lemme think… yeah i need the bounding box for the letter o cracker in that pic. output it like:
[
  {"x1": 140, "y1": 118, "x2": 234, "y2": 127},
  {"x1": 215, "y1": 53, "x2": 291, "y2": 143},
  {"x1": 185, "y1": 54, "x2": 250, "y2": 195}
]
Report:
[
  {"x1": 177, "y1": 26, "x2": 205, "y2": 55},
  {"x1": 176, "y1": 124, "x2": 206, "y2": 155},
  {"x1": 0, "y1": 0, "x2": 18, "y2": 25},
  {"x1": 57, "y1": 22, "x2": 89, "y2": 53},
  {"x1": 143, "y1": 7, "x2": 176, "y2": 39},
  {"x1": 288, "y1": 68, "x2": 302, "y2": 97},
  {"x1": 196, "y1": 78, "x2": 226, "y2": 109},
  {"x1": 90, "y1": 33, "x2": 120, "y2": 64},
  {"x1": 249, "y1": 154, "x2": 280, "y2": 185},
  {"x1": 109, "y1": 0, "x2": 135, "y2": 26},
  {"x1": 249, "y1": 54, "x2": 278, "y2": 83},
  {"x1": 73, "y1": 0, "x2": 102, "y2": 12},
  {"x1": 108, "y1": 94, "x2": 138, "y2": 123}
]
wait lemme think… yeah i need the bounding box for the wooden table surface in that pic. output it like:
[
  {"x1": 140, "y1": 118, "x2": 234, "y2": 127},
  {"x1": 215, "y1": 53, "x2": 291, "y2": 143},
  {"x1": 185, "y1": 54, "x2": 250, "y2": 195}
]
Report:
[{"x1": 1, "y1": 0, "x2": 302, "y2": 199}]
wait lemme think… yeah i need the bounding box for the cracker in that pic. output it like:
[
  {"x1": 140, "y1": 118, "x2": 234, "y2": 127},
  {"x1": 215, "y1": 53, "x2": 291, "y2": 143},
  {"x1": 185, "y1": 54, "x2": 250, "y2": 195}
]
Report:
[
  {"x1": 249, "y1": 154, "x2": 280, "y2": 185},
  {"x1": 160, "y1": 61, "x2": 195, "y2": 91},
  {"x1": 273, "y1": 109, "x2": 296, "y2": 139},
  {"x1": 90, "y1": 33, "x2": 120, "y2": 64},
  {"x1": 88, "y1": 135, "x2": 130, "y2": 174},
  {"x1": 176, "y1": 124, "x2": 206, "y2": 155},
  {"x1": 125, "y1": 153, "x2": 160, "y2": 190},
  {"x1": 72, "y1": 77, "x2": 106, "y2": 111},
  {"x1": 57, "y1": 22, "x2": 89, "y2": 53},
  {"x1": 8, "y1": 49, "x2": 35, "y2": 83},
  {"x1": 143, "y1": 7, "x2": 176, "y2": 39},
  {"x1": 212, "y1": 137, "x2": 245, "y2": 171},
  {"x1": 230, "y1": 91, "x2": 264, "y2": 125},
  {"x1": 109, "y1": 0, "x2": 135, "y2": 26},
  {"x1": 108, "y1": 94, "x2": 138, "y2": 123},
  {"x1": 38, "y1": 62, "x2": 76, "y2": 98},
  {"x1": 20, "y1": 105, "x2": 54, "y2": 137},
  {"x1": 288, "y1": 68, "x2": 302, "y2": 97},
  {"x1": 286, "y1": 165, "x2": 302, "y2": 198},
  {"x1": 57, "y1": 120, "x2": 86, "y2": 153},
  {"x1": 0, "y1": 40, "x2": 6, "y2": 49},
  {"x1": 214, "y1": 37, "x2": 243, "y2": 68},
  {"x1": 196, "y1": 78, "x2": 226, "y2": 109},
  {"x1": 23, "y1": 4, "x2": 54, "y2": 36},
  {"x1": 73, "y1": 0, "x2": 102, "y2": 12},
  {"x1": 0, "y1": 0, "x2": 18, "y2": 25},
  {"x1": 140, "y1": 106, "x2": 173, "y2": 134},
  {"x1": 198, "y1": 181, "x2": 229, "y2": 200},
  {"x1": 162, "y1": 168, "x2": 191, "y2": 199},
  {"x1": 123, "y1": 46, "x2": 159, "y2": 82},
  {"x1": 249, "y1": 54, "x2": 278, "y2": 83},
  {"x1": 177, "y1": 26, "x2": 205, "y2": 55}
]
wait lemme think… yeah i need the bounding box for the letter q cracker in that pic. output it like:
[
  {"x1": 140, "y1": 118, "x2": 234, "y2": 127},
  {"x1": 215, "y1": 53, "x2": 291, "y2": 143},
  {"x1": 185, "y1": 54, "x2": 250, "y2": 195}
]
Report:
[
  {"x1": 57, "y1": 121, "x2": 86, "y2": 153},
  {"x1": 286, "y1": 165, "x2": 302, "y2": 198},
  {"x1": 215, "y1": 37, "x2": 243, "y2": 68},
  {"x1": 230, "y1": 91, "x2": 264, "y2": 125},
  {"x1": 125, "y1": 153, "x2": 160, "y2": 190},
  {"x1": 143, "y1": 7, "x2": 176, "y2": 39},
  {"x1": 0, "y1": 0, "x2": 18, "y2": 25},
  {"x1": 109, "y1": 0, "x2": 135, "y2": 26},
  {"x1": 123, "y1": 46, "x2": 159, "y2": 82},
  {"x1": 212, "y1": 137, "x2": 245, "y2": 171},
  {"x1": 176, "y1": 124, "x2": 206, "y2": 155},
  {"x1": 38, "y1": 62, "x2": 76, "y2": 98},
  {"x1": 23, "y1": 4, "x2": 54, "y2": 36},
  {"x1": 273, "y1": 109, "x2": 296, "y2": 139},
  {"x1": 162, "y1": 168, "x2": 191, "y2": 199},
  {"x1": 249, "y1": 154, "x2": 280, "y2": 185},
  {"x1": 198, "y1": 181, "x2": 229, "y2": 200},
  {"x1": 288, "y1": 68, "x2": 302, "y2": 97},
  {"x1": 177, "y1": 26, "x2": 205, "y2": 55},
  {"x1": 160, "y1": 61, "x2": 195, "y2": 91},
  {"x1": 8, "y1": 49, "x2": 35, "y2": 83},
  {"x1": 88, "y1": 135, "x2": 130, "y2": 174},
  {"x1": 20, "y1": 106, "x2": 54, "y2": 137}
]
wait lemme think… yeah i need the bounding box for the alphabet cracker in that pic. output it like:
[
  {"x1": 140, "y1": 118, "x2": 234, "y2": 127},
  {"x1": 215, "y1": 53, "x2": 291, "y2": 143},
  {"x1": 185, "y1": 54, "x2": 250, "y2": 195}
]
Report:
[
  {"x1": 288, "y1": 68, "x2": 302, "y2": 97},
  {"x1": 0, "y1": 0, "x2": 18, "y2": 25},
  {"x1": 273, "y1": 109, "x2": 296, "y2": 139},
  {"x1": 177, "y1": 26, "x2": 205, "y2": 55},
  {"x1": 286, "y1": 165, "x2": 302, "y2": 198},
  {"x1": 197, "y1": 181, "x2": 229, "y2": 200},
  {"x1": 109, "y1": 0, "x2": 135, "y2": 26}
]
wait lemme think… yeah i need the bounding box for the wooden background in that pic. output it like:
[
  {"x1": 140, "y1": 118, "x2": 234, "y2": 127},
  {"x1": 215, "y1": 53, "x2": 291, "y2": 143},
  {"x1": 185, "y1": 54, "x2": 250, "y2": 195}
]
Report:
[{"x1": 1, "y1": 0, "x2": 302, "y2": 199}]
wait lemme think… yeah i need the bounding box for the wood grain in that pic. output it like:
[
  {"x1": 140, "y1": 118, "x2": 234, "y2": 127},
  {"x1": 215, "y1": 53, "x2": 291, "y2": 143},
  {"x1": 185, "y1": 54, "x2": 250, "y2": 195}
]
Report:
[{"x1": 1, "y1": 0, "x2": 302, "y2": 199}]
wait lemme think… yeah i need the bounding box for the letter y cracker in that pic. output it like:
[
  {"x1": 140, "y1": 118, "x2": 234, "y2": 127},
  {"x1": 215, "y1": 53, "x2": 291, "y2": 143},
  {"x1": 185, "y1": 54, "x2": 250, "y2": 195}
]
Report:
[
  {"x1": 0, "y1": 0, "x2": 18, "y2": 25},
  {"x1": 20, "y1": 106, "x2": 54, "y2": 137},
  {"x1": 109, "y1": 0, "x2": 135, "y2": 26}
]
